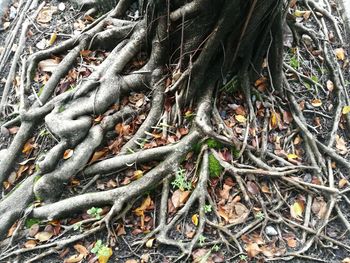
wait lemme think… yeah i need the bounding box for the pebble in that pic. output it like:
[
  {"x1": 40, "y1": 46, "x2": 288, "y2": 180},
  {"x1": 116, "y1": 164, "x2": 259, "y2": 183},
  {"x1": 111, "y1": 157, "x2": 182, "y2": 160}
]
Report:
[
  {"x1": 58, "y1": 2, "x2": 65, "y2": 11},
  {"x1": 9, "y1": 6, "x2": 17, "y2": 20},
  {"x1": 265, "y1": 225, "x2": 278, "y2": 236}
]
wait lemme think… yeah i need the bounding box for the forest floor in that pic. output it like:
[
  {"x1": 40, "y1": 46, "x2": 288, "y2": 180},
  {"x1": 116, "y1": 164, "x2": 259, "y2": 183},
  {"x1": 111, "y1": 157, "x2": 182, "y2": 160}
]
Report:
[{"x1": 1, "y1": 0, "x2": 350, "y2": 263}]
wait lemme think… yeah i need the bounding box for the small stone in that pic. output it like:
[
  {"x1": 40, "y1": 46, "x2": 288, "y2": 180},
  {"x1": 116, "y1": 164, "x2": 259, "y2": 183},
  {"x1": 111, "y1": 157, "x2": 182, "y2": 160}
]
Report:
[
  {"x1": 9, "y1": 6, "x2": 17, "y2": 20},
  {"x1": 58, "y1": 2, "x2": 65, "y2": 11},
  {"x1": 265, "y1": 225, "x2": 278, "y2": 236},
  {"x1": 36, "y1": 39, "x2": 47, "y2": 50}
]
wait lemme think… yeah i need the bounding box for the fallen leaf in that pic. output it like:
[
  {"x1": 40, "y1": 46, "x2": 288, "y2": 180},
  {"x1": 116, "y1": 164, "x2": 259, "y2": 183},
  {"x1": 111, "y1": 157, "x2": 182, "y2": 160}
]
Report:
[
  {"x1": 24, "y1": 240, "x2": 37, "y2": 248},
  {"x1": 336, "y1": 135, "x2": 348, "y2": 155},
  {"x1": 343, "y1": 106, "x2": 350, "y2": 115},
  {"x1": 38, "y1": 59, "x2": 59, "y2": 73},
  {"x1": 311, "y1": 99, "x2": 322, "y2": 107},
  {"x1": 134, "y1": 196, "x2": 152, "y2": 217},
  {"x1": 290, "y1": 200, "x2": 304, "y2": 220},
  {"x1": 270, "y1": 111, "x2": 280, "y2": 129},
  {"x1": 125, "y1": 260, "x2": 138, "y2": 263},
  {"x1": 64, "y1": 254, "x2": 84, "y2": 263},
  {"x1": 35, "y1": 231, "x2": 53, "y2": 242},
  {"x1": 89, "y1": 149, "x2": 109, "y2": 164},
  {"x1": 48, "y1": 32, "x2": 57, "y2": 46},
  {"x1": 311, "y1": 197, "x2": 327, "y2": 219},
  {"x1": 287, "y1": 153, "x2": 298, "y2": 159},
  {"x1": 171, "y1": 189, "x2": 190, "y2": 208},
  {"x1": 63, "y1": 149, "x2": 74, "y2": 160},
  {"x1": 133, "y1": 170, "x2": 144, "y2": 179},
  {"x1": 73, "y1": 244, "x2": 89, "y2": 256},
  {"x1": 339, "y1": 178, "x2": 348, "y2": 188},
  {"x1": 343, "y1": 257, "x2": 350, "y2": 263},
  {"x1": 192, "y1": 248, "x2": 213, "y2": 263},
  {"x1": 98, "y1": 247, "x2": 112, "y2": 263},
  {"x1": 192, "y1": 214, "x2": 199, "y2": 226},
  {"x1": 245, "y1": 242, "x2": 261, "y2": 258},
  {"x1": 235, "y1": 115, "x2": 246, "y2": 123},
  {"x1": 37, "y1": 6, "x2": 57, "y2": 23},
  {"x1": 145, "y1": 238, "x2": 155, "y2": 248},
  {"x1": 247, "y1": 181, "x2": 260, "y2": 195},
  {"x1": 335, "y1": 48, "x2": 346, "y2": 61},
  {"x1": 3, "y1": 22, "x2": 10, "y2": 30},
  {"x1": 326, "y1": 80, "x2": 334, "y2": 92}
]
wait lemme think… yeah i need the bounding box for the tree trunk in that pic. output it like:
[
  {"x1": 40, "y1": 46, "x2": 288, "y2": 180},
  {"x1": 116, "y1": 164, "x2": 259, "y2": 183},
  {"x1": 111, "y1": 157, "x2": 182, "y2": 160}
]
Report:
[{"x1": 0, "y1": 0, "x2": 349, "y2": 261}]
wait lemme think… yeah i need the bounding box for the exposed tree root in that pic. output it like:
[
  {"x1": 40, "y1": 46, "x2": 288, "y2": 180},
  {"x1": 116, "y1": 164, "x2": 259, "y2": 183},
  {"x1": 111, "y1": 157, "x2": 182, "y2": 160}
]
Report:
[{"x1": 1, "y1": 0, "x2": 350, "y2": 262}]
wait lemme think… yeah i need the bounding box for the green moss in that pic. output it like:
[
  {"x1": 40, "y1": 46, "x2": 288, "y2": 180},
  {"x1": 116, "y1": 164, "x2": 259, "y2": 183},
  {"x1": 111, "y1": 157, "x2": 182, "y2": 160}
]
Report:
[{"x1": 208, "y1": 154, "x2": 222, "y2": 178}]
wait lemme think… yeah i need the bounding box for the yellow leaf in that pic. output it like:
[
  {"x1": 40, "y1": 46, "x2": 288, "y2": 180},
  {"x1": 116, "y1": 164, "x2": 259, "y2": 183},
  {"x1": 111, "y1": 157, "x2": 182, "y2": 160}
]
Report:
[
  {"x1": 48, "y1": 32, "x2": 57, "y2": 46},
  {"x1": 235, "y1": 115, "x2": 246, "y2": 123},
  {"x1": 339, "y1": 178, "x2": 348, "y2": 188},
  {"x1": 133, "y1": 170, "x2": 143, "y2": 179},
  {"x1": 145, "y1": 238, "x2": 155, "y2": 248},
  {"x1": 294, "y1": 10, "x2": 306, "y2": 17},
  {"x1": 290, "y1": 201, "x2": 304, "y2": 219},
  {"x1": 287, "y1": 153, "x2": 298, "y2": 159},
  {"x1": 134, "y1": 196, "x2": 152, "y2": 217},
  {"x1": 335, "y1": 48, "x2": 346, "y2": 61},
  {"x1": 191, "y1": 214, "x2": 199, "y2": 226},
  {"x1": 98, "y1": 247, "x2": 112, "y2": 263},
  {"x1": 270, "y1": 111, "x2": 278, "y2": 129},
  {"x1": 311, "y1": 99, "x2": 322, "y2": 107},
  {"x1": 342, "y1": 106, "x2": 350, "y2": 114}
]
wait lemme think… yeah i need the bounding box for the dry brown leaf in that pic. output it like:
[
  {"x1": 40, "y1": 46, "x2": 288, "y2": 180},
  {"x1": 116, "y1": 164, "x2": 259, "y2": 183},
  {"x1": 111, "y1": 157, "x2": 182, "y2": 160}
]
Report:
[
  {"x1": 35, "y1": 231, "x2": 53, "y2": 242},
  {"x1": 311, "y1": 99, "x2": 322, "y2": 107},
  {"x1": 125, "y1": 259, "x2": 138, "y2": 263},
  {"x1": 89, "y1": 149, "x2": 108, "y2": 164},
  {"x1": 73, "y1": 244, "x2": 89, "y2": 256},
  {"x1": 192, "y1": 249, "x2": 214, "y2": 263},
  {"x1": 343, "y1": 258, "x2": 350, "y2": 263},
  {"x1": 311, "y1": 197, "x2": 327, "y2": 219},
  {"x1": 64, "y1": 254, "x2": 84, "y2": 263},
  {"x1": 219, "y1": 183, "x2": 232, "y2": 200},
  {"x1": 38, "y1": 59, "x2": 59, "y2": 73},
  {"x1": 37, "y1": 6, "x2": 57, "y2": 23},
  {"x1": 22, "y1": 138, "x2": 36, "y2": 155},
  {"x1": 336, "y1": 135, "x2": 348, "y2": 155},
  {"x1": 63, "y1": 149, "x2": 74, "y2": 160},
  {"x1": 171, "y1": 189, "x2": 190, "y2": 208},
  {"x1": 245, "y1": 242, "x2": 261, "y2": 258},
  {"x1": 134, "y1": 196, "x2": 152, "y2": 217},
  {"x1": 247, "y1": 181, "x2": 259, "y2": 195},
  {"x1": 24, "y1": 240, "x2": 37, "y2": 248}
]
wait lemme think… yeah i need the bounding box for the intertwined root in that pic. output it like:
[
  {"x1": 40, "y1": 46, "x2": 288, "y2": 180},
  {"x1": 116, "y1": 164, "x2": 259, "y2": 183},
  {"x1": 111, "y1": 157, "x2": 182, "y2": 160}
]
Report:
[{"x1": 1, "y1": 0, "x2": 350, "y2": 262}]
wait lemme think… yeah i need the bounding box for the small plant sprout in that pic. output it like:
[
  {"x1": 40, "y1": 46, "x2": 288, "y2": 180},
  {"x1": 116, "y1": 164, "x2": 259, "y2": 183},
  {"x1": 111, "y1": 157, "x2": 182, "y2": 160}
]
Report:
[
  {"x1": 91, "y1": 240, "x2": 111, "y2": 257},
  {"x1": 204, "y1": 204, "x2": 212, "y2": 213},
  {"x1": 211, "y1": 244, "x2": 220, "y2": 252},
  {"x1": 239, "y1": 254, "x2": 248, "y2": 261},
  {"x1": 171, "y1": 168, "x2": 192, "y2": 191},
  {"x1": 73, "y1": 222, "x2": 83, "y2": 232},
  {"x1": 87, "y1": 207, "x2": 103, "y2": 219},
  {"x1": 255, "y1": 211, "x2": 265, "y2": 220},
  {"x1": 198, "y1": 235, "x2": 206, "y2": 246}
]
